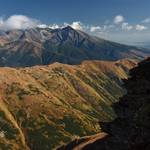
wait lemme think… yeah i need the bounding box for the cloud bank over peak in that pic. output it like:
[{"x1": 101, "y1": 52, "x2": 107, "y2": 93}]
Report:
[
  {"x1": 0, "y1": 15, "x2": 39, "y2": 30},
  {"x1": 69, "y1": 21, "x2": 83, "y2": 30},
  {"x1": 38, "y1": 21, "x2": 84, "y2": 31},
  {"x1": 0, "y1": 14, "x2": 149, "y2": 44}
]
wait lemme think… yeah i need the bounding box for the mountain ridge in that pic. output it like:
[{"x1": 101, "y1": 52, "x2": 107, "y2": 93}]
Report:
[
  {"x1": 0, "y1": 26, "x2": 149, "y2": 67},
  {"x1": 0, "y1": 59, "x2": 136, "y2": 149}
]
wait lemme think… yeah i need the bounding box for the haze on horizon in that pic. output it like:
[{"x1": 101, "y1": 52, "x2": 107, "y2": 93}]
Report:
[{"x1": 0, "y1": 0, "x2": 150, "y2": 44}]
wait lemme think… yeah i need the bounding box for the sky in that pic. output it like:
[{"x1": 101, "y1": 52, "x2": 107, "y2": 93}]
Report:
[{"x1": 0, "y1": 0, "x2": 150, "y2": 44}]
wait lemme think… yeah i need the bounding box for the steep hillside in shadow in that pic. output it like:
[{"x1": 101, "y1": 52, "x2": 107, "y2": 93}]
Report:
[
  {"x1": 0, "y1": 59, "x2": 136, "y2": 149},
  {"x1": 59, "y1": 58, "x2": 150, "y2": 150}
]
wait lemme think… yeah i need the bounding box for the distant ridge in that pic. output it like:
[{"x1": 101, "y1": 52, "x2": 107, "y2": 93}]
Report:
[{"x1": 0, "y1": 26, "x2": 149, "y2": 67}]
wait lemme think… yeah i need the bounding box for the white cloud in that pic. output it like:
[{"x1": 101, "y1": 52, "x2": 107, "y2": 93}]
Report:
[
  {"x1": 38, "y1": 24, "x2": 48, "y2": 28},
  {"x1": 69, "y1": 21, "x2": 83, "y2": 30},
  {"x1": 142, "y1": 18, "x2": 150, "y2": 23},
  {"x1": 90, "y1": 26, "x2": 101, "y2": 32},
  {"x1": 135, "y1": 24, "x2": 147, "y2": 31},
  {"x1": 62, "y1": 21, "x2": 85, "y2": 30},
  {"x1": 38, "y1": 21, "x2": 84, "y2": 30},
  {"x1": 49, "y1": 24, "x2": 60, "y2": 29},
  {"x1": 37, "y1": 24, "x2": 48, "y2": 29},
  {"x1": 122, "y1": 22, "x2": 133, "y2": 31},
  {"x1": 0, "y1": 14, "x2": 149, "y2": 44},
  {"x1": 114, "y1": 15, "x2": 124, "y2": 24},
  {"x1": 38, "y1": 23, "x2": 62, "y2": 29},
  {"x1": 0, "y1": 15, "x2": 39, "y2": 30}
]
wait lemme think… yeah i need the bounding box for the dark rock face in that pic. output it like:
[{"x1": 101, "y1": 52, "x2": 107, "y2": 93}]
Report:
[
  {"x1": 102, "y1": 58, "x2": 150, "y2": 150},
  {"x1": 58, "y1": 58, "x2": 150, "y2": 150}
]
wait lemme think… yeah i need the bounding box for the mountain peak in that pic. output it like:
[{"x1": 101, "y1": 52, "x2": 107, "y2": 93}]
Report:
[
  {"x1": 0, "y1": 27, "x2": 149, "y2": 67},
  {"x1": 62, "y1": 25, "x2": 75, "y2": 31}
]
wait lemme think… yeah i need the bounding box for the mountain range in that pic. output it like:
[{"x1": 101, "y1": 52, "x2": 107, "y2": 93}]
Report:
[
  {"x1": 0, "y1": 26, "x2": 149, "y2": 150},
  {"x1": 133, "y1": 41, "x2": 150, "y2": 49},
  {"x1": 0, "y1": 26, "x2": 149, "y2": 67}
]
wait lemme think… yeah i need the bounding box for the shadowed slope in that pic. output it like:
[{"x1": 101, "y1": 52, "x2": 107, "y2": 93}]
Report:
[{"x1": 59, "y1": 58, "x2": 150, "y2": 150}]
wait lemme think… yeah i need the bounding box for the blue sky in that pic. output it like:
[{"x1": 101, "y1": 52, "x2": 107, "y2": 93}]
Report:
[{"x1": 0, "y1": 0, "x2": 150, "y2": 44}]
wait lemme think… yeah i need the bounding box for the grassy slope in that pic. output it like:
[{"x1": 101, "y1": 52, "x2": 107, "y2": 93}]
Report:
[{"x1": 0, "y1": 59, "x2": 136, "y2": 149}]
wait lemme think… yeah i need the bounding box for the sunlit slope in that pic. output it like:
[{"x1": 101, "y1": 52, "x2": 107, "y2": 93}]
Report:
[{"x1": 0, "y1": 59, "x2": 136, "y2": 149}]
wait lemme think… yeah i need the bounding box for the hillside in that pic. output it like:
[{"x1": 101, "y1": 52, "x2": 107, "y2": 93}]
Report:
[
  {"x1": 0, "y1": 59, "x2": 136, "y2": 149},
  {"x1": 0, "y1": 26, "x2": 149, "y2": 67},
  {"x1": 59, "y1": 58, "x2": 150, "y2": 150}
]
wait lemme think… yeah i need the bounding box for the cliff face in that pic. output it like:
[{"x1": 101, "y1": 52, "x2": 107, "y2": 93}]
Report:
[
  {"x1": 99, "y1": 57, "x2": 150, "y2": 150},
  {"x1": 58, "y1": 58, "x2": 150, "y2": 150}
]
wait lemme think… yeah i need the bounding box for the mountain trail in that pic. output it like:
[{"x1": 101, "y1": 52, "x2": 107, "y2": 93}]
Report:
[{"x1": 0, "y1": 96, "x2": 30, "y2": 150}]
